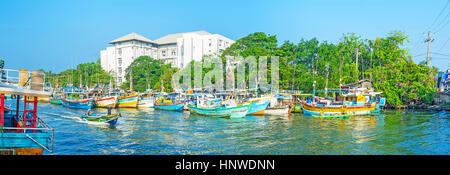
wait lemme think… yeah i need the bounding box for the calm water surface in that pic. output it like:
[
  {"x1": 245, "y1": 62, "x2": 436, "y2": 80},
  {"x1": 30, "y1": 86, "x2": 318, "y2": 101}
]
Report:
[{"x1": 19, "y1": 101, "x2": 449, "y2": 155}]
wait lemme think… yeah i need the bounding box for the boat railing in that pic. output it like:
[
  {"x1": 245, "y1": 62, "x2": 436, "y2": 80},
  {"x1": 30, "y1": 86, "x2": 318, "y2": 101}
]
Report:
[
  {"x1": 0, "y1": 68, "x2": 46, "y2": 91},
  {"x1": 1, "y1": 113, "x2": 54, "y2": 153}
]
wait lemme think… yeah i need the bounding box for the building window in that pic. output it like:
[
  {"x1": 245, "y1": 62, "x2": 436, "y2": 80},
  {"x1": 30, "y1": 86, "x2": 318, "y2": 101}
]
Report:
[
  {"x1": 118, "y1": 48, "x2": 122, "y2": 55},
  {"x1": 162, "y1": 50, "x2": 166, "y2": 57},
  {"x1": 172, "y1": 49, "x2": 176, "y2": 56},
  {"x1": 218, "y1": 39, "x2": 222, "y2": 47},
  {"x1": 118, "y1": 67, "x2": 122, "y2": 75},
  {"x1": 118, "y1": 58, "x2": 122, "y2": 66}
]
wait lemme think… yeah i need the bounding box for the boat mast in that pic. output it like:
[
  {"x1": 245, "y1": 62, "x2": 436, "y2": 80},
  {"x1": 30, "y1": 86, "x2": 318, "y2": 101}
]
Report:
[
  {"x1": 325, "y1": 63, "x2": 329, "y2": 97},
  {"x1": 130, "y1": 68, "x2": 133, "y2": 93}
]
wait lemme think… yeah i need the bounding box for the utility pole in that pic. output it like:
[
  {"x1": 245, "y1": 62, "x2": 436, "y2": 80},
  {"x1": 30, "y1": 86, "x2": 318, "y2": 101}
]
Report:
[
  {"x1": 370, "y1": 48, "x2": 373, "y2": 82},
  {"x1": 325, "y1": 63, "x2": 329, "y2": 97},
  {"x1": 424, "y1": 31, "x2": 435, "y2": 67}
]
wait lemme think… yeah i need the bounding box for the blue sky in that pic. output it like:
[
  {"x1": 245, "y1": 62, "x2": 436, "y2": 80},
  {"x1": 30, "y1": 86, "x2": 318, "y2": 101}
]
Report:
[{"x1": 0, "y1": 0, "x2": 449, "y2": 72}]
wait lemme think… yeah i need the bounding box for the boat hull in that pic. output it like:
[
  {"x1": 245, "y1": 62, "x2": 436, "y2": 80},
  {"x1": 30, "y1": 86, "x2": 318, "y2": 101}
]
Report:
[
  {"x1": 117, "y1": 94, "x2": 139, "y2": 108},
  {"x1": 188, "y1": 104, "x2": 251, "y2": 118},
  {"x1": 246, "y1": 100, "x2": 270, "y2": 115},
  {"x1": 154, "y1": 102, "x2": 185, "y2": 111},
  {"x1": 302, "y1": 103, "x2": 376, "y2": 116},
  {"x1": 61, "y1": 98, "x2": 94, "y2": 110},
  {"x1": 95, "y1": 96, "x2": 118, "y2": 108},
  {"x1": 81, "y1": 113, "x2": 120, "y2": 125},
  {"x1": 137, "y1": 98, "x2": 154, "y2": 108}
]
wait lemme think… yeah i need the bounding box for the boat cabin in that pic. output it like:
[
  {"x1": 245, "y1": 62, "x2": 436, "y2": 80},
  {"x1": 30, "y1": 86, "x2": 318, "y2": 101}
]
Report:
[{"x1": 0, "y1": 68, "x2": 54, "y2": 155}]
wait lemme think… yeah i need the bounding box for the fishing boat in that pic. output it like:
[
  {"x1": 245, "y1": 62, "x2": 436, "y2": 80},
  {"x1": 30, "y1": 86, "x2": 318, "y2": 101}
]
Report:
[
  {"x1": 153, "y1": 93, "x2": 185, "y2": 111},
  {"x1": 61, "y1": 97, "x2": 95, "y2": 110},
  {"x1": 117, "y1": 94, "x2": 139, "y2": 108},
  {"x1": 95, "y1": 95, "x2": 118, "y2": 108},
  {"x1": 188, "y1": 104, "x2": 251, "y2": 118},
  {"x1": 154, "y1": 102, "x2": 185, "y2": 111},
  {"x1": 0, "y1": 66, "x2": 54, "y2": 155},
  {"x1": 81, "y1": 113, "x2": 120, "y2": 125},
  {"x1": 260, "y1": 94, "x2": 292, "y2": 115},
  {"x1": 245, "y1": 98, "x2": 270, "y2": 115},
  {"x1": 301, "y1": 89, "x2": 381, "y2": 116},
  {"x1": 137, "y1": 97, "x2": 154, "y2": 108}
]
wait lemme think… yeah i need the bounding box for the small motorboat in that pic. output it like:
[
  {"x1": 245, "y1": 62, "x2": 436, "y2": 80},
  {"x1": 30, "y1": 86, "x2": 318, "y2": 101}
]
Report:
[{"x1": 81, "y1": 113, "x2": 121, "y2": 125}]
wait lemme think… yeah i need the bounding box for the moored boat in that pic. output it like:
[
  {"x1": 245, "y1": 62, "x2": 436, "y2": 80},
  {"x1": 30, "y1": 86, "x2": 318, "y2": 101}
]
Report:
[
  {"x1": 154, "y1": 102, "x2": 185, "y2": 111},
  {"x1": 61, "y1": 98, "x2": 94, "y2": 110},
  {"x1": 187, "y1": 104, "x2": 251, "y2": 118},
  {"x1": 246, "y1": 99, "x2": 270, "y2": 115},
  {"x1": 137, "y1": 98, "x2": 154, "y2": 108},
  {"x1": 117, "y1": 94, "x2": 139, "y2": 108},
  {"x1": 95, "y1": 95, "x2": 118, "y2": 108}
]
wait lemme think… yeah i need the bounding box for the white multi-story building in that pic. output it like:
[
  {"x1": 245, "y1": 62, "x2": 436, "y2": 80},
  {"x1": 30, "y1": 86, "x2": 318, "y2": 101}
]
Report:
[{"x1": 100, "y1": 31, "x2": 234, "y2": 85}]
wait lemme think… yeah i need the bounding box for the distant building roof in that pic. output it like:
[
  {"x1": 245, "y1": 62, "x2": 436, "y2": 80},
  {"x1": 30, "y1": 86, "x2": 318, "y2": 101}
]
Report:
[
  {"x1": 109, "y1": 32, "x2": 154, "y2": 44},
  {"x1": 154, "y1": 31, "x2": 211, "y2": 45}
]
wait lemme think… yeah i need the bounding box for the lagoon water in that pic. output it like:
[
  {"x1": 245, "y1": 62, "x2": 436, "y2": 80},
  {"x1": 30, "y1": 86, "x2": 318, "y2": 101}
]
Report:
[{"x1": 19, "y1": 101, "x2": 450, "y2": 155}]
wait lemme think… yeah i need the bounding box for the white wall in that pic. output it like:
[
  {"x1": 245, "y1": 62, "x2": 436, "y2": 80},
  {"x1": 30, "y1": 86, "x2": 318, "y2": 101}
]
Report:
[{"x1": 100, "y1": 32, "x2": 234, "y2": 85}]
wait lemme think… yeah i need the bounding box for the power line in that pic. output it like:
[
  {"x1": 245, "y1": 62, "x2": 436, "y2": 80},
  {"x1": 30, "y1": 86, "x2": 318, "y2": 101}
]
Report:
[
  {"x1": 431, "y1": 52, "x2": 450, "y2": 57},
  {"x1": 431, "y1": 12, "x2": 450, "y2": 32},
  {"x1": 427, "y1": 0, "x2": 450, "y2": 31},
  {"x1": 435, "y1": 19, "x2": 450, "y2": 34},
  {"x1": 438, "y1": 37, "x2": 450, "y2": 51}
]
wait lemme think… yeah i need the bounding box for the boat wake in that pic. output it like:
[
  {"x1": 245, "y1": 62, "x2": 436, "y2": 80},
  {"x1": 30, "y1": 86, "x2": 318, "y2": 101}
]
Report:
[
  {"x1": 40, "y1": 111, "x2": 81, "y2": 121},
  {"x1": 40, "y1": 111, "x2": 113, "y2": 126}
]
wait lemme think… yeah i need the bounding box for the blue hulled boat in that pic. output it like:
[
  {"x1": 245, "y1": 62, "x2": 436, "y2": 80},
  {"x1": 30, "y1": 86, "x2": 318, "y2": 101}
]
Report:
[
  {"x1": 61, "y1": 98, "x2": 94, "y2": 110},
  {"x1": 154, "y1": 102, "x2": 185, "y2": 111}
]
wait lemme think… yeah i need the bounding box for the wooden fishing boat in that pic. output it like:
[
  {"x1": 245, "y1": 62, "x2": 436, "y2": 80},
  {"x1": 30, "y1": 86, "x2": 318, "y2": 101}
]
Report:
[
  {"x1": 302, "y1": 102, "x2": 376, "y2": 116},
  {"x1": 137, "y1": 98, "x2": 154, "y2": 108},
  {"x1": 61, "y1": 98, "x2": 94, "y2": 110},
  {"x1": 312, "y1": 113, "x2": 352, "y2": 118},
  {"x1": 246, "y1": 99, "x2": 270, "y2": 115},
  {"x1": 117, "y1": 94, "x2": 139, "y2": 108},
  {"x1": 187, "y1": 104, "x2": 251, "y2": 118},
  {"x1": 154, "y1": 102, "x2": 185, "y2": 111},
  {"x1": 95, "y1": 95, "x2": 118, "y2": 108},
  {"x1": 0, "y1": 67, "x2": 54, "y2": 155},
  {"x1": 81, "y1": 113, "x2": 120, "y2": 125}
]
